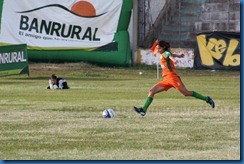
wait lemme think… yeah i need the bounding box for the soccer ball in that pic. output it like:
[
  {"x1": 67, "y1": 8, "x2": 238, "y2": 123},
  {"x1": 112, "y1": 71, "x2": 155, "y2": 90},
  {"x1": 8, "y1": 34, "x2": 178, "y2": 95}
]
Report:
[{"x1": 103, "y1": 108, "x2": 116, "y2": 118}]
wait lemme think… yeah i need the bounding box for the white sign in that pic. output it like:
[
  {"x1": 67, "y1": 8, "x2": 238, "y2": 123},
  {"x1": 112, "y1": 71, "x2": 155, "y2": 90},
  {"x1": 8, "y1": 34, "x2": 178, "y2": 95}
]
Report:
[
  {"x1": 136, "y1": 48, "x2": 194, "y2": 68},
  {"x1": 0, "y1": 0, "x2": 122, "y2": 49}
]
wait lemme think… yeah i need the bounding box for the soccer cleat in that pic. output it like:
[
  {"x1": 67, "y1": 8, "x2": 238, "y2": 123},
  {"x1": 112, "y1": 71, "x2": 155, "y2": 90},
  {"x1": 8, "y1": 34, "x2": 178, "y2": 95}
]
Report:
[
  {"x1": 207, "y1": 96, "x2": 215, "y2": 108},
  {"x1": 133, "y1": 106, "x2": 146, "y2": 116}
]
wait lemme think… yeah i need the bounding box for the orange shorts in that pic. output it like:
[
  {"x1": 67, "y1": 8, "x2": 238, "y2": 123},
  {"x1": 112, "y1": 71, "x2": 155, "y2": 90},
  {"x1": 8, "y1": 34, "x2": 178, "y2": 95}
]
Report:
[{"x1": 157, "y1": 75, "x2": 184, "y2": 91}]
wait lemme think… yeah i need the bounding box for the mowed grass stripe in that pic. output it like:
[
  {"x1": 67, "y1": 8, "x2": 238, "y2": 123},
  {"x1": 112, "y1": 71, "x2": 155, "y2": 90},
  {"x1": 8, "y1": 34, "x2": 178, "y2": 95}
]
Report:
[{"x1": 0, "y1": 63, "x2": 240, "y2": 160}]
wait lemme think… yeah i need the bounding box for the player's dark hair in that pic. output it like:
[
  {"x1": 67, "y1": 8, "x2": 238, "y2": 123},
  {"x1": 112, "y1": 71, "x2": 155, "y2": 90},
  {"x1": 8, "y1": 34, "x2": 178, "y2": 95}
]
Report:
[
  {"x1": 51, "y1": 74, "x2": 57, "y2": 79},
  {"x1": 158, "y1": 40, "x2": 170, "y2": 51}
]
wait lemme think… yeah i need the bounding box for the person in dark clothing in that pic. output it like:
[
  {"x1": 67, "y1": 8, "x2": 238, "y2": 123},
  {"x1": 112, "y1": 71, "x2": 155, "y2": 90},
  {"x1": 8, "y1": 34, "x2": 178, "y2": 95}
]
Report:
[{"x1": 47, "y1": 74, "x2": 69, "y2": 89}]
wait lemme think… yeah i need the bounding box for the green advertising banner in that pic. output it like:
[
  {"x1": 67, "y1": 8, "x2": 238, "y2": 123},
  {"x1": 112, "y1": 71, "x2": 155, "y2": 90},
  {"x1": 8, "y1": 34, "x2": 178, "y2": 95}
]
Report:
[
  {"x1": 0, "y1": 44, "x2": 29, "y2": 76},
  {"x1": 0, "y1": 0, "x2": 133, "y2": 66}
]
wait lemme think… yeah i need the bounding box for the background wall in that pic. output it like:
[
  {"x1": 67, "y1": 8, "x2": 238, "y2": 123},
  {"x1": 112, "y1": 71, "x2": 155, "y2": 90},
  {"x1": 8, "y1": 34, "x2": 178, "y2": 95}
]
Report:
[{"x1": 133, "y1": 0, "x2": 240, "y2": 49}]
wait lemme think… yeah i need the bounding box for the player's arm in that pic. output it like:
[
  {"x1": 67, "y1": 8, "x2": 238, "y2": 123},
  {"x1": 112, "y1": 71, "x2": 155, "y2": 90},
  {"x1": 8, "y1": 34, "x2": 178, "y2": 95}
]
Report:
[
  {"x1": 49, "y1": 79, "x2": 55, "y2": 89},
  {"x1": 169, "y1": 56, "x2": 176, "y2": 63},
  {"x1": 149, "y1": 40, "x2": 159, "y2": 56},
  {"x1": 172, "y1": 53, "x2": 184, "y2": 58},
  {"x1": 49, "y1": 77, "x2": 59, "y2": 89}
]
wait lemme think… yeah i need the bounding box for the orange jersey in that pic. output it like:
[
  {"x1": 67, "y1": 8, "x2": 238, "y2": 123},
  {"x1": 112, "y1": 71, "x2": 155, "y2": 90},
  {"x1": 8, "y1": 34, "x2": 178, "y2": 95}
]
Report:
[
  {"x1": 160, "y1": 51, "x2": 177, "y2": 77},
  {"x1": 158, "y1": 51, "x2": 184, "y2": 90}
]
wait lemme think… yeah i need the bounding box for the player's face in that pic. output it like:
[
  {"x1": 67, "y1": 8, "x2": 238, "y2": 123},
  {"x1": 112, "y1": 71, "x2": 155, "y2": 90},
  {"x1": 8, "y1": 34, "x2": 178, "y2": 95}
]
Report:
[{"x1": 157, "y1": 45, "x2": 165, "y2": 54}]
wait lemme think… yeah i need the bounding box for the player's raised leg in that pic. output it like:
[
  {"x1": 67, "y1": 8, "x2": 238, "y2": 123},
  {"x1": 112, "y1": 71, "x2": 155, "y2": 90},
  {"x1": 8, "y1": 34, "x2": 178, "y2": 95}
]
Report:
[{"x1": 178, "y1": 87, "x2": 215, "y2": 108}]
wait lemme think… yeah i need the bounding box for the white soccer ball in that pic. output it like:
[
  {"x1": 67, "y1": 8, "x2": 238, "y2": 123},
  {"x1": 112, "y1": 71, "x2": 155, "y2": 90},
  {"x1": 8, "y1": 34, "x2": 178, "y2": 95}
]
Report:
[{"x1": 103, "y1": 108, "x2": 116, "y2": 118}]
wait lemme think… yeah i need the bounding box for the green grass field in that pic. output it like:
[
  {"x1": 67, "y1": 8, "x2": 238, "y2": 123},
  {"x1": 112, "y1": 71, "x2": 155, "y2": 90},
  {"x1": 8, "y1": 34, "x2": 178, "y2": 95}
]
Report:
[{"x1": 0, "y1": 63, "x2": 240, "y2": 160}]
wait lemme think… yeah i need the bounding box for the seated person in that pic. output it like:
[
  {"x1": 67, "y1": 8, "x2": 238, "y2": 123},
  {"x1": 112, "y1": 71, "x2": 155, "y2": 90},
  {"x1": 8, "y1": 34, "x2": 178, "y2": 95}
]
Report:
[{"x1": 47, "y1": 74, "x2": 70, "y2": 89}]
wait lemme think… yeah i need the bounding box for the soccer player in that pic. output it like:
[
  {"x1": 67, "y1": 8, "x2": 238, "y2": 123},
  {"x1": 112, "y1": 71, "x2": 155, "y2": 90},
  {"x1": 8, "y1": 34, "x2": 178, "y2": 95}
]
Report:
[
  {"x1": 47, "y1": 74, "x2": 70, "y2": 89},
  {"x1": 133, "y1": 40, "x2": 215, "y2": 116}
]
